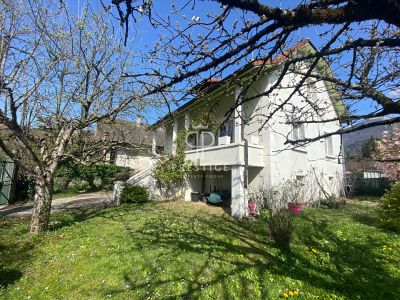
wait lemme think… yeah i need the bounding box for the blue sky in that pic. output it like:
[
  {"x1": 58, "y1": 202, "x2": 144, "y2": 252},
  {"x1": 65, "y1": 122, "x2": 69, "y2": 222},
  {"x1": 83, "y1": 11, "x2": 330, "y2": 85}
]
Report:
[{"x1": 65, "y1": 0, "x2": 378, "y2": 124}]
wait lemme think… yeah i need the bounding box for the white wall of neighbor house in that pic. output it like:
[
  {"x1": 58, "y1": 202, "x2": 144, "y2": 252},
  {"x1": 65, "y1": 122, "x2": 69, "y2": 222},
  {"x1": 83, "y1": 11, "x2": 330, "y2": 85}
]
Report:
[{"x1": 114, "y1": 148, "x2": 153, "y2": 171}]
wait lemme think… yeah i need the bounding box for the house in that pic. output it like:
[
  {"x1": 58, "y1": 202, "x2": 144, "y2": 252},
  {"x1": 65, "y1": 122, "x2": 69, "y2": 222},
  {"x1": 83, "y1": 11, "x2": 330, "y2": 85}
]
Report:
[
  {"x1": 128, "y1": 40, "x2": 345, "y2": 218},
  {"x1": 96, "y1": 119, "x2": 164, "y2": 172},
  {"x1": 343, "y1": 117, "x2": 395, "y2": 177}
]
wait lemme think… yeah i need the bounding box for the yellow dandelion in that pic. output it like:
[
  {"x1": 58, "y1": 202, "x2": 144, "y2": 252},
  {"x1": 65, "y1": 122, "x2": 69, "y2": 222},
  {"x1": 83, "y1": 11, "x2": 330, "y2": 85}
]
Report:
[
  {"x1": 289, "y1": 291, "x2": 294, "y2": 296},
  {"x1": 293, "y1": 290, "x2": 300, "y2": 296},
  {"x1": 283, "y1": 292, "x2": 289, "y2": 298}
]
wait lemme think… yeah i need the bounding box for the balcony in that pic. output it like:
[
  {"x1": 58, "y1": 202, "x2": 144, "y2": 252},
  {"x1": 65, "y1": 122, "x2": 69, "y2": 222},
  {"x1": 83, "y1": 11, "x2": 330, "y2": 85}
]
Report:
[{"x1": 185, "y1": 142, "x2": 264, "y2": 167}]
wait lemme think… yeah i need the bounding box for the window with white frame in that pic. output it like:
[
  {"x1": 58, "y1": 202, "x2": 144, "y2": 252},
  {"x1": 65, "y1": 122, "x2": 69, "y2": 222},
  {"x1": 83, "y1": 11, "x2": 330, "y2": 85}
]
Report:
[
  {"x1": 292, "y1": 120, "x2": 305, "y2": 141},
  {"x1": 307, "y1": 79, "x2": 318, "y2": 101},
  {"x1": 325, "y1": 135, "x2": 334, "y2": 156},
  {"x1": 219, "y1": 122, "x2": 234, "y2": 139}
]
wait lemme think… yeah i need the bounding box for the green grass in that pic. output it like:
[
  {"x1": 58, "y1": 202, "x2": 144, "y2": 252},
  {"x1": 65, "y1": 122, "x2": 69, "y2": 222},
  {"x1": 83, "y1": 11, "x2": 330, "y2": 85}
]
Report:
[{"x1": 0, "y1": 201, "x2": 399, "y2": 299}]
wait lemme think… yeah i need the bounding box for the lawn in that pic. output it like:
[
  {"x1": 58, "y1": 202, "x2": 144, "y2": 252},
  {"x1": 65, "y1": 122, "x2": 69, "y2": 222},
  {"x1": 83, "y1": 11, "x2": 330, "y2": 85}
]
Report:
[{"x1": 0, "y1": 201, "x2": 399, "y2": 299}]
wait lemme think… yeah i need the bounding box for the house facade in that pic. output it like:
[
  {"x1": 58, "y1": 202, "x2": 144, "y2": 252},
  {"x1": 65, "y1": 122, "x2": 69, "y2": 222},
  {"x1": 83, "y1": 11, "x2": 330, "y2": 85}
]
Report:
[
  {"x1": 96, "y1": 119, "x2": 164, "y2": 172},
  {"x1": 139, "y1": 40, "x2": 344, "y2": 218}
]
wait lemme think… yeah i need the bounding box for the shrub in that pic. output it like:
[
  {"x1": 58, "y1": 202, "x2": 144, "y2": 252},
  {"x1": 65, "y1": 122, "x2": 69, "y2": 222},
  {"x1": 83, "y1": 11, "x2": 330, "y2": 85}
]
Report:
[
  {"x1": 319, "y1": 196, "x2": 347, "y2": 209},
  {"x1": 265, "y1": 209, "x2": 294, "y2": 248},
  {"x1": 68, "y1": 182, "x2": 92, "y2": 194},
  {"x1": 55, "y1": 162, "x2": 130, "y2": 193},
  {"x1": 114, "y1": 171, "x2": 131, "y2": 182},
  {"x1": 379, "y1": 182, "x2": 400, "y2": 231},
  {"x1": 14, "y1": 174, "x2": 35, "y2": 202},
  {"x1": 120, "y1": 185, "x2": 149, "y2": 203},
  {"x1": 320, "y1": 196, "x2": 337, "y2": 209}
]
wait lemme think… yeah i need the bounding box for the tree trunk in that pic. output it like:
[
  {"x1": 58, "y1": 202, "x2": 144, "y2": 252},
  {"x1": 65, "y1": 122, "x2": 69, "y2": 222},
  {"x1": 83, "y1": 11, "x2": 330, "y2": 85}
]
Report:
[{"x1": 29, "y1": 175, "x2": 53, "y2": 234}]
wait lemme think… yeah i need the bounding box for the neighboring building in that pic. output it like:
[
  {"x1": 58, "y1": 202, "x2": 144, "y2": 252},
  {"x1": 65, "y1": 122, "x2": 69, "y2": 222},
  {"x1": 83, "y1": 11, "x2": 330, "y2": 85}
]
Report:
[
  {"x1": 343, "y1": 118, "x2": 395, "y2": 177},
  {"x1": 96, "y1": 119, "x2": 164, "y2": 172},
  {"x1": 129, "y1": 40, "x2": 345, "y2": 218},
  {"x1": 0, "y1": 149, "x2": 16, "y2": 204},
  {"x1": 363, "y1": 170, "x2": 385, "y2": 179}
]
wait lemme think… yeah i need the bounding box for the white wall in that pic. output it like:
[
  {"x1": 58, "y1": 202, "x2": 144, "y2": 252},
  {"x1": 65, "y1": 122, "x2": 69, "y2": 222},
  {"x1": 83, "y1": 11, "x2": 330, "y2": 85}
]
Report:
[
  {"x1": 262, "y1": 69, "x2": 344, "y2": 195},
  {"x1": 114, "y1": 148, "x2": 152, "y2": 171},
  {"x1": 160, "y1": 67, "x2": 344, "y2": 199}
]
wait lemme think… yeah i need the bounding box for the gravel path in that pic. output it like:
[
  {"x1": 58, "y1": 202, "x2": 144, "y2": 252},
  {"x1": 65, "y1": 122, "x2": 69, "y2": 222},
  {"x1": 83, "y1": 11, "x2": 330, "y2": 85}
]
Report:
[{"x1": 0, "y1": 191, "x2": 114, "y2": 217}]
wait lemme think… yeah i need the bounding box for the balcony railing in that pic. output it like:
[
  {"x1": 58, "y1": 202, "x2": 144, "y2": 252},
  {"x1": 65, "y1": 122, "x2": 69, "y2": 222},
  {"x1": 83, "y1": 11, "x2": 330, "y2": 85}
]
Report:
[{"x1": 185, "y1": 142, "x2": 264, "y2": 167}]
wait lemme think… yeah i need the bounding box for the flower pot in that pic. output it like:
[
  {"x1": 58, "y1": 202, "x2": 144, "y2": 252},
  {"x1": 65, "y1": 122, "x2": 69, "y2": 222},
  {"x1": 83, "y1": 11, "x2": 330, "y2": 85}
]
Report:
[
  {"x1": 249, "y1": 199, "x2": 256, "y2": 216},
  {"x1": 288, "y1": 202, "x2": 302, "y2": 214}
]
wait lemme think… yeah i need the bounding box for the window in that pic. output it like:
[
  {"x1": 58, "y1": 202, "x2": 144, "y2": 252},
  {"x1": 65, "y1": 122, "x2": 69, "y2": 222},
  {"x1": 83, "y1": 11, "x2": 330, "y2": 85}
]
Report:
[
  {"x1": 292, "y1": 121, "x2": 305, "y2": 141},
  {"x1": 325, "y1": 135, "x2": 334, "y2": 156},
  {"x1": 307, "y1": 79, "x2": 317, "y2": 101},
  {"x1": 219, "y1": 123, "x2": 234, "y2": 138}
]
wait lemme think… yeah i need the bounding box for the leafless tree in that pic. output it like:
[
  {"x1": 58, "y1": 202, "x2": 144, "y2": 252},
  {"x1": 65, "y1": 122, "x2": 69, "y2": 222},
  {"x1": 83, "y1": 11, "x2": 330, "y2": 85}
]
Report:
[
  {"x1": 111, "y1": 0, "x2": 400, "y2": 147},
  {"x1": 0, "y1": 0, "x2": 147, "y2": 233}
]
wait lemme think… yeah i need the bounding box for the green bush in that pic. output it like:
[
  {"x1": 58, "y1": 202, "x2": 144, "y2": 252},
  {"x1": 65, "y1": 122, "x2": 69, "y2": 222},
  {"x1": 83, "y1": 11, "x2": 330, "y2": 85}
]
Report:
[
  {"x1": 54, "y1": 162, "x2": 130, "y2": 193},
  {"x1": 319, "y1": 196, "x2": 346, "y2": 209},
  {"x1": 120, "y1": 185, "x2": 149, "y2": 203},
  {"x1": 68, "y1": 182, "x2": 92, "y2": 194},
  {"x1": 379, "y1": 182, "x2": 400, "y2": 231},
  {"x1": 14, "y1": 174, "x2": 35, "y2": 202},
  {"x1": 265, "y1": 209, "x2": 294, "y2": 248},
  {"x1": 114, "y1": 171, "x2": 131, "y2": 182}
]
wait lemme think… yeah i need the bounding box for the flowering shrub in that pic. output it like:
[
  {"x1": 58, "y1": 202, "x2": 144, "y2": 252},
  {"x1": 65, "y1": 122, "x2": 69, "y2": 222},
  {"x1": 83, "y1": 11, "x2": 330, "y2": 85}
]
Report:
[{"x1": 375, "y1": 128, "x2": 400, "y2": 180}]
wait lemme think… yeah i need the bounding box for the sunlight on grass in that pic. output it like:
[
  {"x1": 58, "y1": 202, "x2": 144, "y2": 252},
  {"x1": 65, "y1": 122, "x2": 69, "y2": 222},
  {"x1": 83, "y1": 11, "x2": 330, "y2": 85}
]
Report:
[{"x1": 1, "y1": 201, "x2": 399, "y2": 299}]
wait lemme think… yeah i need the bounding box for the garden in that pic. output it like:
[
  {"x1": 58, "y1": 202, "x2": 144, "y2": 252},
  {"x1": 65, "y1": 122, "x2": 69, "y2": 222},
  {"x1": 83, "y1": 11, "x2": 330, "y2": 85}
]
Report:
[
  {"x1": 1, "y1": 185, "x2": 399, "y2": 299},
  {"x1": 14, "y1": 162, "x2": 131, "y2": 203}
]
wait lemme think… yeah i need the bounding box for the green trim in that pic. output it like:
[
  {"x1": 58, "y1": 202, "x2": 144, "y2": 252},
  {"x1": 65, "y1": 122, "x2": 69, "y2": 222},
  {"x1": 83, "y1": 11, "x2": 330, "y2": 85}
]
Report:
[{"x1": 297, "y1": 44, "x2": 347, "y2": 118}]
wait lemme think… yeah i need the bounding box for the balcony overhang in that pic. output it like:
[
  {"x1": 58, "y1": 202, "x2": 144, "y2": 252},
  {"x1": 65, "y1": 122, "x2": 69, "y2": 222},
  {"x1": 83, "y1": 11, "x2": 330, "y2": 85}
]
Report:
[{"x1": 185, "y1": 143, "x2": 264, "y2": 167}]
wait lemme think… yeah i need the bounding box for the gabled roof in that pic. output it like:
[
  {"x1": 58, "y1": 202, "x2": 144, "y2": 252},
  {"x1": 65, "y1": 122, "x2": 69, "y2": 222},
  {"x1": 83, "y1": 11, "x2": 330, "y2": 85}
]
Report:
[{"x1": 153, "y1": 39, "x2": 346, "y2": 128}]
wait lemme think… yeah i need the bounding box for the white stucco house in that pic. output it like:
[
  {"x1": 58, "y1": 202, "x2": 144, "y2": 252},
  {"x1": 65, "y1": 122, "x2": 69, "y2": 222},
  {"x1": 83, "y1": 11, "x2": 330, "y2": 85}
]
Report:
[
  {"x1": 125, "y1": 40, "x2": 345, "y2": 218},
  {"x1": 96, "y1": 119, "x2": 164, "y2": 172}
]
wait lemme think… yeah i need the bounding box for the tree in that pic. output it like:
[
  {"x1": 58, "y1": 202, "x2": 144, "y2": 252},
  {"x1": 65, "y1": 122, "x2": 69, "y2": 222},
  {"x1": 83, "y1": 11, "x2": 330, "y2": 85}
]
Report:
[
  {"x1": 361, "y1": 138, "x2": 378, "y2": 159},
  {"x1": 376, "y1": 128, "x2": 400, "y2": 180},
  {"x1": 111, "y1": 0, "x2": 400, "y2": 147},
  {"x1": 0, "y1": 0, "x2": 146, "y2": 233}
]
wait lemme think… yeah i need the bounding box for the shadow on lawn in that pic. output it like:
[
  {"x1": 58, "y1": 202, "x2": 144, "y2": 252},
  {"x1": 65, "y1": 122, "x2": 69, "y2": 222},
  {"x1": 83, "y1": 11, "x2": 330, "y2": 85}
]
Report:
[
  {"x1": 351, "y1": 209, "x2": 382, "y2": 230},
  {"x1": 0, "y1": 221, "x2": 33, "y2": 288},
  {"x1": 103, "y1": 209, "x2": 277, "y2": 299},
  {"x1": 279, "y1": 214, "x2": 400, "y2": 299},
  {"x1": 49, "y1": 203, "x2": 150, "y2": 231},
  {"x1": 102, "y1": 206, "x2": 399, "y2": 299}
]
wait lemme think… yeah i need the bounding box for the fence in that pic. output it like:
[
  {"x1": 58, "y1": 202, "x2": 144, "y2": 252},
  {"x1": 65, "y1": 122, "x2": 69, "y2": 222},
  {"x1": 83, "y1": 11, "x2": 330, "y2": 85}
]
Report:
[{"x1": 352, "y1": 176, "x2": 392, "y2": 197}]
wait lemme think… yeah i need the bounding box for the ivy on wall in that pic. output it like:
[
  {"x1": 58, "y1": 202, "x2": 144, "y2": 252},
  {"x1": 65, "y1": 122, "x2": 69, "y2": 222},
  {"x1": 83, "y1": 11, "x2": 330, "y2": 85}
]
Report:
[{"x1": 153, "y1": 129, "x2": 196, "y2": 187}]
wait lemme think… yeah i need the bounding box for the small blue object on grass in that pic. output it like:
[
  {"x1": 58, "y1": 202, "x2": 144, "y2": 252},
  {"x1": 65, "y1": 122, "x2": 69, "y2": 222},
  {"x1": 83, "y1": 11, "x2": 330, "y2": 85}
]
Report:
[{"x1": 207, "y1": 193, "x2": 222, "y2": 204}]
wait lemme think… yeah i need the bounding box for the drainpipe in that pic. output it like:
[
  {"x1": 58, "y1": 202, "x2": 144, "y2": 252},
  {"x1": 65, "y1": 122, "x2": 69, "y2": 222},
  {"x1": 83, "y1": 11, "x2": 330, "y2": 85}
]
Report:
[{"x1": 242, "y1": 121, "x2": 248, "y2": 190}]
